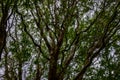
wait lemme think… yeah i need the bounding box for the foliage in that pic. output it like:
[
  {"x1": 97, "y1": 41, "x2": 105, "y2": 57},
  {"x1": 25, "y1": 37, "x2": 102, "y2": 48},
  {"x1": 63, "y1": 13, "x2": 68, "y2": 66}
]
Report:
[{"x1": 0, "y1": 0, "x2": 120, "y2": 80}]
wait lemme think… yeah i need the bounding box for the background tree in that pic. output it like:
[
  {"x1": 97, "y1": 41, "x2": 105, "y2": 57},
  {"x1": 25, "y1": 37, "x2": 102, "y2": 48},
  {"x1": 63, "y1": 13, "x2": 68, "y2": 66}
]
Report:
[{"x1": 0, "y1": 0, "x2": 120, "y2": 80}]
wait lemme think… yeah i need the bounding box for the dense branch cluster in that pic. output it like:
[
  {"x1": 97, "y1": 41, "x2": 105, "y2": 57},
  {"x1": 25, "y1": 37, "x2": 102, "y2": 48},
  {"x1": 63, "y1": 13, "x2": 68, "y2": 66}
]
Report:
[{"x1": 0, "y1": 0, "x2": 120, "y2": 80}]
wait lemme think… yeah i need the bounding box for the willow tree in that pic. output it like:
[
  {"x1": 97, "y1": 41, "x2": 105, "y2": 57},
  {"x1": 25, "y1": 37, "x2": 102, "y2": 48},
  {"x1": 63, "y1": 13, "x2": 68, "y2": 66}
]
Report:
[{"x1": 0, "y1": 0, "x2": 120, "y2": 80}]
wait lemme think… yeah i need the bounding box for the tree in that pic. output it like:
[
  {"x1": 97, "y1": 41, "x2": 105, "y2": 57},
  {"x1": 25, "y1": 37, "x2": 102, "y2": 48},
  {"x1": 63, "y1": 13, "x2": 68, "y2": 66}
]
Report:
[{"x1": 0, "y1": 0, "x2": 120, "y2": 80}]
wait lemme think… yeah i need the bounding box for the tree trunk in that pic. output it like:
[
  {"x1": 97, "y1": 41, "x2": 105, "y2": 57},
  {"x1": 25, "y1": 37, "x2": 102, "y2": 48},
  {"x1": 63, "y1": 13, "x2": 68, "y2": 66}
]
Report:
[
  {"x1": 0, "y1": 1, "x2": 8, "y2": 60},
  {"x1": 48, "y1": 50, "x2": 58, "y2": 80},
  {"x1": 18, "y1": 62, "x2": 22, "y2": 80},
  {"x1": 35, "y1": 64, "x2": 41, "y2": 80}
]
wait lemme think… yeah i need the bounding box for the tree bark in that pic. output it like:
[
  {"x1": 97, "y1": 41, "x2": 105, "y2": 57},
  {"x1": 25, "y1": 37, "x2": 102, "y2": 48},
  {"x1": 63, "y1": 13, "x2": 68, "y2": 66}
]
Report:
[
  {"x1": 35, "y1": 65, "x2": 41, "y2": 80},
  {"x1": 0, "y1": 1, "x2": 8, "y2": 60},
  {"x1": 48, "y1": 50, "x2": 58, "y2": 80},
  {"x1": 18, "y1": 62, "x2": 22, "y2": 80}
]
